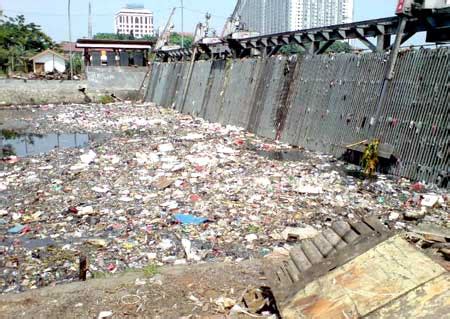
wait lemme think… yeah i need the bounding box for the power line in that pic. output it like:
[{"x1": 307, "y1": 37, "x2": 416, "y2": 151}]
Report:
[
  {"x1": 183, "y1": 7, "x2": 228, "y2": 20},
  {"x1": 3, "y1": 7, "x2": 229, "y2": 21},
  {"x1": 3, "y1": 7, "x2": 176, "y2": 17}
]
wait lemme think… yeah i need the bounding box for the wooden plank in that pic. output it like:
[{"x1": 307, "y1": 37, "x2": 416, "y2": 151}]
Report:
[
  {"x1": 300, "y1": 239, "x2": 324, "y2": 264},
  {"x1": 277, "y1": 265, "x2": 293, "y2": 286},
  {"x1": 363, "y1": 216, "x2": 386, "y2": 233},
  {"x1": 290, "y1": 246, "x2": 313, "y2": 272},
  {"x1": 350, "y1": 221, "x2": 374, "y2": 236},
  {"x1": 312, "y1": 233, "x2": 336, "y2": 257},
  {"x1": 281, "y1": 236, "x2": 447, "y2": 319},
  {"x1": 322, "y1": 228, "x2": 347, "y2": 250},
  {"x1": 331, "y1": 221, "x2": 360, "y2": 243},
  {"x1": 286, "y1": 259, "x2": 301, "y2": 282}
]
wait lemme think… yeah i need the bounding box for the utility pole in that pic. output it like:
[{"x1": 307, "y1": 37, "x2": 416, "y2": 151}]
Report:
[
  {"x1": 181, "y1": 0, "x2": 184, "y2": 48},
  {"x1": 88, "y1": 0, "x2": 93, "y2": 38},
  {"x1": 68, "y1": 0, "x2": 73, "y2": 79}
]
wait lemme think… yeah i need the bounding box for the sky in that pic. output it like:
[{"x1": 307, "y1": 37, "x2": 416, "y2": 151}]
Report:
[{"x1": 0, "y1": 0, "x2": 423, "y2": 44}]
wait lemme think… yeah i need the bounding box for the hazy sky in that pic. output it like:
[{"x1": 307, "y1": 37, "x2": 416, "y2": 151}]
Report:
[{"x1": 1, "y1": 0, "x2": 422, "y2": 44}]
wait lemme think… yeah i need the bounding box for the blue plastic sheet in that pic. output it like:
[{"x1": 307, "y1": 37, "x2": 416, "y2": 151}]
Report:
[
  {"x1": 175, "y1": 214, "x2": 207, "y2": 225},
  {"x1": 8, "y1": 224, "x2": 25, "y2": 234}
]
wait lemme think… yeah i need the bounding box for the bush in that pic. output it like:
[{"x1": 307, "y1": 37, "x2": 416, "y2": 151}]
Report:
[{"x1": 99, "y1": 95, "x2": 114, "y2": 104}]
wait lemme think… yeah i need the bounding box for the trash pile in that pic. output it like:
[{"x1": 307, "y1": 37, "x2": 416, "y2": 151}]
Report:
[
  {"x1": 0, "y1": 102, "x2": 448, "y2": 293},
  {"x1": 8, "y1": 71, "x2": 81, "y2": 81}
]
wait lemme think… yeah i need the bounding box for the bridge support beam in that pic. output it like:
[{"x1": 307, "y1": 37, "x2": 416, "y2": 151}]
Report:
[
  {"x1": 315, "y1": 40, "x2": 335, "y2": 54},
  {"x1": 377, "y1": 34, "x2": 392, "y2": 52},
  {"x1": 308, "y1": 41, "x2": 321, "y2": 55}
]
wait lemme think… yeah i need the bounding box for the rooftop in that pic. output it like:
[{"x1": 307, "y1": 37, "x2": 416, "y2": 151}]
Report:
[
  {"x1": 117, "y1": 5, "x2": 152, "y2": 15},
  {"x1": 76, "y1": 38, "x2": 153, "y2": 50},
  {"x1": 29, "y1": 49, "x2": 66, "y2": 61},
  {"x1": 126, "y1": 4, "x2": 144, "y2": 9}
]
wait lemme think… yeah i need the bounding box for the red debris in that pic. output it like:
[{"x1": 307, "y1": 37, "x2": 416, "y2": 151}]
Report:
[
  {"x1": 190, "y1": 194, "x2": 202, "y2": 202},
  {"x1": 411, "y1": 182, "x2": 424, "y2": 192}
]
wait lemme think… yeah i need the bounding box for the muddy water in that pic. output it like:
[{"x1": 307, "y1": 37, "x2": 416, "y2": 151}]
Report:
[{"x1": 0, "y1": 131, "x2": 108, "y2": 158}]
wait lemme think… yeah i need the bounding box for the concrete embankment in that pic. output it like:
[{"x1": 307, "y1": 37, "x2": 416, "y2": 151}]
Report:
[
  {"x1": 145, "y1": 48, "x2": 449, "y2": 185},
  {"x1": 0, "y1": 66, "x2": 148, "y2": 106}
]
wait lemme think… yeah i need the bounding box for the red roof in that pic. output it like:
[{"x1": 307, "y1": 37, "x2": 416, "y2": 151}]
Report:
[{"x1": 61, "y1": 42, "x2": 84, "y2": 53}]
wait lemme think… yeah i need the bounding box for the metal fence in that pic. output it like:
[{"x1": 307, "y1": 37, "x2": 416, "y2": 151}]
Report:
[{"x1": 146, "y1": 48, "x2": 449, "y2": 185}]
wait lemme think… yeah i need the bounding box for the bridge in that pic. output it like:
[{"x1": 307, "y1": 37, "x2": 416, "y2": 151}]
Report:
[{"x1": 155, "y1": 8, "x2": 450, "y2": 61}]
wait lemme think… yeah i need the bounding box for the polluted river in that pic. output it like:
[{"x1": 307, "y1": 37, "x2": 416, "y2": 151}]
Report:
[{"x1": 0, "y1": 102, "x2": 448, "y2": 294}]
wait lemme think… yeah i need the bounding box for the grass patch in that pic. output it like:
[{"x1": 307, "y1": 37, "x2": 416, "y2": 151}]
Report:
[
  {"x1": 91, "y1": 271, "x2": 111, "y2": 279},
  {"x1": 99, "y1": 95, "x2": 115, "y2": 104},
  {"x1": 143, "y1": 264, "x2": 160, "y2": 277}
]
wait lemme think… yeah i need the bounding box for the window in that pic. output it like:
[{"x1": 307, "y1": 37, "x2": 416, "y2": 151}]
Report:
[{"x1": 135, "y1": 17, "x2": 139, "y2": 23}]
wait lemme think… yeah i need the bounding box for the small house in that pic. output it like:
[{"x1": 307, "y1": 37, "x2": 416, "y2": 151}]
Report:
[{"x1": 30, "y1": 49, "x2": 66, "y2": 74}]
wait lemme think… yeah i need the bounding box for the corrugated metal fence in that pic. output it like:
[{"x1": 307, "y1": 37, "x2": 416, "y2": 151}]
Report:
[{"x1": 146, "y1": 48, "x2": 449, "y2": 185}]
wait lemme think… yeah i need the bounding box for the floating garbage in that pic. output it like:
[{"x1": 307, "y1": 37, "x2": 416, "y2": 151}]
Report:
[{"x1": 0, "y1": 102, "x2": 447, "y2": 294}]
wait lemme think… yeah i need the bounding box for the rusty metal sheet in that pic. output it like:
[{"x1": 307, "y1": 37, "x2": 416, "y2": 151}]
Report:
[
  {"x1": 147, "y1": 48, "x2": 449, "y2": 185},
  {"x1": 281, "y1": 235, "x2": 447, "y2": 319}
]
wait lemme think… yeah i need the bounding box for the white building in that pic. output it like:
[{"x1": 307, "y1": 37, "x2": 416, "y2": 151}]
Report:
[
  {"x1": 30, "y1": 50, "x2": 66, "y2": 74},
  {"x1": 236, "y1": 0, "x2": 354, "y2": 34},
  {"x1": 115, "y1": 4, "x2": 154, "y2": 38}
]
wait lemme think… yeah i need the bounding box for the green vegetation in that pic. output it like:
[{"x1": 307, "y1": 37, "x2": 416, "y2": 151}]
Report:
[
  {"x1": 91, "y1": 271, "x2": 110, "y2": 279},
  {"x1": 0, "y1": 14, "x2": 55, "y2": 74},
  {"x1": 280, "y1": 40, "x2": 352, "y2": 56},
  {"x1": 94, "y1": 32, "x2": 158, "y2": 42},
  {"x1": 143, "y1": 264, "x2": 160, "y2": 277},
  {"x1": 93, "y1": 32, "x2": 193, "y2": 49},
  {"x1": 94, "y1": 32, "x2": 134, "y2": 41},
  {"x1": 99, "y1": 95, "x2": 115, "y2": 104},
  {"x1": 0, "y1": 129, "x2": 19, "y2": 139},
  {"x1": 247, "y1": 224, "x2": 261, "y2": 233},
  {"x1": 328, "y1": 41, "x2": 352, "y2": 53},
  {"x1": 66, "y1": 53, "x2": 83, "y2": 75},
  {"x1": 361, "y1": 139, "x2": 380, "y2": 178},
  {"x1": 280, "y1": 44, "x2": 305, "y2": 55},
  {"x1": 169, "y1": 33, "x2": 193, "y2": 49}
]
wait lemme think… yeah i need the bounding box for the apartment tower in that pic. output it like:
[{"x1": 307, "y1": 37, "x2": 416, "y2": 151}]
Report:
[{"x1": 235, "y1": 0, "x2": 354, "y2": 34}]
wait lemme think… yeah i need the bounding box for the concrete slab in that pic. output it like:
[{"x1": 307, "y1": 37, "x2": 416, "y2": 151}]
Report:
[{"x1": 281, "y1": 235, "x2": 447, "y2": 319}]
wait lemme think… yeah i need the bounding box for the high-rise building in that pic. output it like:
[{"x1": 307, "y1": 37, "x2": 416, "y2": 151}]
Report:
[
  {"x1": 235, "y1": 0, "x2": 353, "y2": 34},
  {"x1": 115, "y1": 4, "x2": 154, "y2": 38}
]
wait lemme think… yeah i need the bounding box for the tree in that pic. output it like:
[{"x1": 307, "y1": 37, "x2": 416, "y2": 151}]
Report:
[
  {"x1": 169, "y1": 33, "x2": 193, "y2": 49},
  {"x1": 94, "y1": 33, "x2": 129, "y2": 40},
  {"x1": 141, "y1": 34, "x2": 157, "y2": 42},
  {"x1": 279, "y1": 44, "x2": 304, "y2": 55},
  {"x1": 94, "y1": 32, "x2": 158, "y2": 41},
  {"x1": 327, "y1": 41, "x2": 352, "y2": 53},
  {"x1": 279, "y1": 40, "x2": 352, "y2": 56},
  {"x1": 0, "y1": 15, "x2": 55, "y2": 73}
]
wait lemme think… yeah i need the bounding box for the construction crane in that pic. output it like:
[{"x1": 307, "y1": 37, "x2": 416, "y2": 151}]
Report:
[
  {"x1": 193, "y1": 12, "x2": 222, "y2": 45},
  {"x1": 221, "y1": 0, "x2": 260, "y2": 40},
  {"x1": 154, "y1": 7, "x2": 179, "y2": 51}
]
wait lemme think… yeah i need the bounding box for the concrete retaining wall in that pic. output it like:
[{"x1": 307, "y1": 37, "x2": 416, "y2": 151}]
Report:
[
  {"x1": 0, "y1": 67, "x2": 149, "y2": 106},
  {"x1": 85, "y1": 66, "x2": 147, "y2": 90},
  {"x1": 0, "y1": 79, "x2": 90, "y2": 105},
  {"x1": 145, "y1": 48, "x2": 449, "y2": 185}
]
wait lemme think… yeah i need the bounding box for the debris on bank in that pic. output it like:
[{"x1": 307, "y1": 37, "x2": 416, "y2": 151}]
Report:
[{"x1": 0, "y1": 102, "x2": 448, "y2": 295}]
